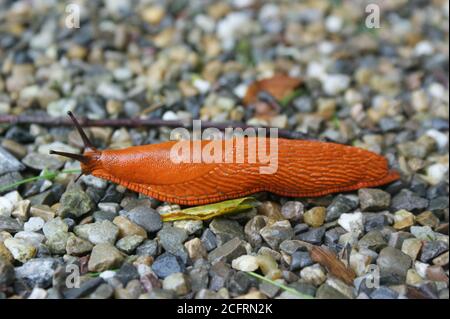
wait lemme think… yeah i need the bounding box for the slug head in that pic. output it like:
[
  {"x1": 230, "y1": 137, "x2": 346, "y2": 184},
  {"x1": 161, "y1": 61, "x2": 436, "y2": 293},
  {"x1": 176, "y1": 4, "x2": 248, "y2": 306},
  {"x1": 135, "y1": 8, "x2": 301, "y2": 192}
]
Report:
[{"x1": 49, "y1": 111, "x2": 102, "y2": 176}]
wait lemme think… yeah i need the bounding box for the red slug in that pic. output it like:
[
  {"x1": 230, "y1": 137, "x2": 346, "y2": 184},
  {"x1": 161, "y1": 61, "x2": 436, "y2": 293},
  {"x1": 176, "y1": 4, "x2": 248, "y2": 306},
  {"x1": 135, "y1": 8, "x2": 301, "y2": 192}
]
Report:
[{"x1": 50, "y1": 112, "x2": 400, "y2": 206}]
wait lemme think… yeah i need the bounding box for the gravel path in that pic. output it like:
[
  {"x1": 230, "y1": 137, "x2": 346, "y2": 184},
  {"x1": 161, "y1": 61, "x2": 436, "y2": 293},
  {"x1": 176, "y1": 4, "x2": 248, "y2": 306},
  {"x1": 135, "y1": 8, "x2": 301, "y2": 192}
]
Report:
[{"x1": 0, "y1": 0, "x2": 448, "y2": 299}]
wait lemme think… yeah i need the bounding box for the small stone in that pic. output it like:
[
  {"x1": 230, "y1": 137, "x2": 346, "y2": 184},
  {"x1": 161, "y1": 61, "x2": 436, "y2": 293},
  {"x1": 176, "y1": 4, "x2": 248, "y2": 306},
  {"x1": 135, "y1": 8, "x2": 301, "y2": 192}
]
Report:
[
  {"x1": 391, "y1": 190, "x2": 429, "y2": 213},
  {"x1": 388, "y1": 231, "x2": 415, "y2": 249},
  {"x1": 97, "y1": 202, "x2": 120, "y2": 215},
  {"x1": 116, "y1": 235, "x2": 145, "y2": 254},
  {"x1": 208, "y1": 237, "x2": 246, "y2": 263},
  {"x1": 63, "y1": 277, "x2": 105, "y2": 299},
  {"x1": 257, "y1": 201, "x2": 284, "y2": 221},
  {"x1": 296, "y1": 227, "x2": 326, "y2": 245},
  {"x1": 43, "y1": 217, "x2": 70, "y2": 254},
  {"x1": 22, "y1": 153, "x2": 64, "y2": 171},
  {"x1": 29, "y1": 205, "x2": 55, "y2": 221},
  {"x1": 401, "y1": 238, "x2": 423, "y2": 261},
  {"x1": 338, "y1": 212, "x2": 364, "y2": 234},
  {"x1": 303, "y1": 207, "x2": 326, "y2": 227},
  {"x1": 210, "y1": 218, "x2": 244, "y2": 245},
  {"x1": 201, "y1": 229, "x2": 217, "y2": 251},
  {"x1": 358, "y1": 230, "x2": 387, "y2": 252},
  {"x1": 0, "y1": 197, "x2": 14, "y2": 217},
  {"x1": 300, "y1": 264, "x2": 327, "y2": 286},
  {"x1": 4, "y1": 238, "x2": 36, "y2": 263},
  {"x1": 157, "y1": 225, "x2": 188, "y2": 263},
  {"x1": 136, "y1": 239, "x2": 159, "y2": 257},
  {"x1": 350, "y1": 251, "x2": 372, "y2": 276},
  {"x1": 24, "y1": 216, "x2": 45, "y2": 232},
  {"x1": 231, "y1": 255, "x2": 259, "y2": 272},
  {"x1": 184, "y1": 238, "x2": 207, "y2": 261},
  {"x1": 122, "y1": 206, "x2": 162, "y2": 233},
  {"x1": 66, "y1": 234, "x2": 94, "y2": 256},
  {"x1": 15, "y1": 231, "x2": 45, "y2": 248},
  {"x1": 58, "y1": 185, "x2": 94, "y2": 218},
  {"x1": 0, "y1": 241, "x2": 14, "y2": 264},
  {"x1": 358, "y1": 188, "x2": 391, "y2": 211},
  {"x1": 290, "y1": 250, "x2": 313, "y2": 271},
  {"x1": 244, "y1": 215, "x2": 266, "y2": 248},
  {"x1": 74, "y1": 220, "x2": 119, "y2": 245},
  {"x1": 93, "y1": 210, "x2": 117, "y2": 222},
  {"x1": 162, "y1": 272, "x2": 190, "y2": 296},
  {"x1": 0, "y1": 215, "x2": 22, "y2": 233},
  {"x1": 15, "y1": 258, "x2": 59, "y2": 288},
  {"x1": 174, "y1": 220, "x2": 203, "y2": 235},
  {"x1": 88, "y1": 243, "x2": 124, "y2": 272},
  {"x1": 420, "y1": 241, "x2": 448, "y2": 263},
  {"x1": 11, "y1": 199, "x2": 30, "y2": 221},
  {"x1": 0, "y1": 146, "x2": 25, "y2": 175},
  {"x1": 370, "y1": 287, "x2": 399, "y2": 299},
  {"x1": 281, "y1": 201, "x2": 304, "y2": 221},
  {"x1": 113, "y1": 216, "x2": 147, "y2": 239},
  {"x1": 260, "y1": 220, "x2": 294, "y2": 249},
  {"x1": 393, "y1": 210, "x2": 416, "y2": 230},
  {"x1": 406, "y1": 269, "x2": 424, "y2": 286},
  {"x1": 326, "y1": 195, "x2": 358, "y2": 222},
  {"x1": 410, "y1": 226, "x2": 437, "y2": 241},
  {"x1": 152, "y1": 252, "x2": 185, "y2": 279},
  {"x1": 416, "y1": 211, "x2": 440, "y2": 229},
  {"x1": 364, "y1": 214, "x2": 388, "y2": 232},
  {"x1": 0, "y1": 258, "x2": 14, "y2": 286},
  {"x1": 89, "y1": 283, "x2": 114, "y2": 299},
  {"x1": 433, "y1": 251, "x2": 448, "y2": 267},
  {"x1": 377, "y1": 247, "x2": 412, "y2": 284}
]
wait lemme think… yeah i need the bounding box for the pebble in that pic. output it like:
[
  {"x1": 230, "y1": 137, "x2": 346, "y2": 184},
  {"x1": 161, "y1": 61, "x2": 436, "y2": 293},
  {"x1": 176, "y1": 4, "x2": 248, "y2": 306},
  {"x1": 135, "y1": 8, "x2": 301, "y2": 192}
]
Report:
[
  {"x1": 136, "y1": 239, "x2": 159, "y2": 257},
  {"x1": 201, "y1": 229, "x2": 217, "y2": 252},
  {"x1": 15, "y1": 231, "x2": 45, "y2": 248},
  {"x1": 244, "y1": 215, "x2": 266, "y2": 248},
  {"x1": 4, "y1": 238, "x2": 36, "y2": 263},
  {"x1": 326, "y1": 195, "x2": 358, "y2": 222},
  {"x1": 88, "y1": 243, "x2": 125, "y2": 272},
  {"x1": 300, "y1": 264, "x2": 327, "y2": 286},
  {"x1": 358, "y1": 188, "x2": 391, "y2": 211},
  {"x1": 377, "y1": 247, "x2": 412, "y2": 284},
  {"x1": 231, "y1": 255, "x2": 259, "y2": 272},
  {"x1": 162, "y1": 273, "x2": 191, "y2": 296},
  {"x1": 338, "y1": 212, "x2": 364, "y2": 235},
  {"x1": 416, "y1": 211, "x2": 440, "y2": 229},
  {"x1": 260, "y1": 220, "x2": 294, "y2": 249},
  {"x1": 420, "y1": 241, "x2": 448, "y2": 263},
  {"x1": 0, "y1": 146, "x2": 25, "y2": 175},
  {"x1": 410, "y1": 226, "x2": 437, "y2": 241},
  {"x1": 113, "y1": 216, "x2": 147, "y2": 239},
  {"x1": 58, "y1": 186, "x2": 95, "y2": 218},
  {"x1": 74, "y1": 220, "x2": 119, "y2": 245},
  {"x1": 370, "y1": 287, "x2": 399, "y2": 299},
  {"x1": 66, "y1": 234, "x2": 94, "y2": 256},
  {"x1": 393, "y1": 210, "x2": 416, "y2": 230},
  {"x1": 152, "y1": 253, "x2": 186, "y2": 279},
  {"x1": 0, "y1": 197, "x2": 14, "y2": 217},
  {"x1": 157, "y1": 225, "x2": 188, "y2": 263},
  {"x1": 208, "y1": 237, "x2": 246, "y2": 263},
  {"x1": 22, "y1": 153, "x2": 64, "y2": 171},
  {"x1": 15, "y1": 258, "x2": 59, "y2": 288},
  {"x1": 401, "y1": 238, "x2": 423, "y2": 261},
  {"x1": 0, "y1": 258, "x2": 15, "y2": 286},
  {"x1": 296, "y1": 227, "x2": 326, "y2": 245},
  {"x1": 391, "y1": 189, "x2": 429, "y2": 213},
  {"x1": 184, "y1": 238, "x2": 207, "y2": 261},
  {"x1": 358, "y1": 230, "x2": 387, "y2": 252},
  {"x1": 24, "y1": 216, "x2": 45, "y2": 232},
  {"x1": 210, "y1": 218, "x2": 244, "y2": 245},
  {"x1": 122, "y1": 206, "x2": 162, "y2": 233},
  {"x1": 0, "y1": 216, "x2": 22, "y2": 233},
  {"x1": 116, "y1": 235, "x2": 145, "y2": 254},
  {"x1": 280, "y1": 201, "x2": 304, "y2": 221},
  {"x1": 303, "y1": 207, "x2": 326, "y2": 227},
  {"x1": 290, "y1": 250, "x2": 313, "y2": 271},
  {"x1": 173, "y1": 220, "x2": 203, "y2": 235}
]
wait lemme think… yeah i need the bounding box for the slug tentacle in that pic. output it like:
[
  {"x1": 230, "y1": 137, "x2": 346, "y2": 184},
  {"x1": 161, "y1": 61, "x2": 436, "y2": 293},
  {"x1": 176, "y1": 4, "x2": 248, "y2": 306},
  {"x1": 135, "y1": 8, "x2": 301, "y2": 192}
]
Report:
[{"x1": 67, "y1": 111, "x2": 97, "y2": 151}]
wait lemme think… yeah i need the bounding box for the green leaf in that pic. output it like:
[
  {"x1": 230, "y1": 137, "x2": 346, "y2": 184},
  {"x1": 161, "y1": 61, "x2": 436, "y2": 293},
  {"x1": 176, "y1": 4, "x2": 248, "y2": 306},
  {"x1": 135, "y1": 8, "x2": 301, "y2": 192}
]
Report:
[
  {"x1": 161, "y1": 197, "x2": 259, "y2": 221},
  {"x1": 246, "y1": 271, "x2": 314, "y2": 299}
]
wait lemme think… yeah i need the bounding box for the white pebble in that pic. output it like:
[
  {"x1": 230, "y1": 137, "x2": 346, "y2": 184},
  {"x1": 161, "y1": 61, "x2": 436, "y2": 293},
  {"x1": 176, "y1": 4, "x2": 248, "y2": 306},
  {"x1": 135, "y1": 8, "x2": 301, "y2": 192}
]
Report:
[
  {"x1": 231, "y1": 255, "x2": 259, "y2": 272},
  {"x1": 194, "y1": 15, "x2": 215, "y2": 33},
  {"x1": 322, "y1": 74, "x2": 350, "y2": 95},
  {"x1": 426, "y1": 163, "x2": 449, "y2": 185},
  {"x1": 4, "y1": 191, "x2": 22, "y2": 206},
  {"x1": 338, "y1": 212, "x2": 364, "y2": 234},
  {"x1": 162, "y1": 111, "x2": 178, "y2": 121},
  {"x1": 24, "y1": 217, "x2": 46, "y2": 232},
  {"x1": 414, "y1": 261, "x2": 429, "y2": 278},
  {"x1": 307, "y1": 62, "x2": 326, "y2": 80},
  {"x1": 428, "y1": 83, "x2": 447, "y2": 101},
  {"x1": 426, "y1": 129, "x2": 449, "y2": 149},
  {"x1": 28, "y1": 287, "x2": 48, "y2": 299},
  {"x1": 414, "y1": 41, "x2": 434, "y2": 56},
  {"x1": 193, "y1": 78, "x2": 211, "y2": 94},
  {"x1": 0, "y1": 197, "x2": 14, "y2": 217},
  {"x1": 99, "y1": 270, "x2": 117, "y2": 280},
  {"x1": 325, "y1": 15, "x2": 343, "y2": 33}
]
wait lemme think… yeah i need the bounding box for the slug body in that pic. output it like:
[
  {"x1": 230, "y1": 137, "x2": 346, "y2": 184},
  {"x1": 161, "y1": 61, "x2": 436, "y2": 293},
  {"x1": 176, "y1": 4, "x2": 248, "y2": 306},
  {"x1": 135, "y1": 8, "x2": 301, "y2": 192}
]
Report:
[{"x1": 51, "y1": 113, "x2": 399, "y2": 206}]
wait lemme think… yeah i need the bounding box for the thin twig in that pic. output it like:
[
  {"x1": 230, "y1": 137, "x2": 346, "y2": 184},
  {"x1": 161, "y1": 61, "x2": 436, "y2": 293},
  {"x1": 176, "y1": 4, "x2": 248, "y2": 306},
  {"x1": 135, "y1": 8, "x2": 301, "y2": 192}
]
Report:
[{"x1": 0, "y1": 114, "x2": 316, "y2": 140}]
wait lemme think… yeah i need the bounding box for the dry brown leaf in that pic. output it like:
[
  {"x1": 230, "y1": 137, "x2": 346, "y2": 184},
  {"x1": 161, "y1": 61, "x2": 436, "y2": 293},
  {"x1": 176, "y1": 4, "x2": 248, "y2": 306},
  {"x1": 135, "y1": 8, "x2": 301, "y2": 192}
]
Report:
[
  {"x1": 309, "y1": 245, "x2": 356, "y2": 286},
  {"x1": 243, "y1": 74, "x2": 302, "y2": 105}
]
